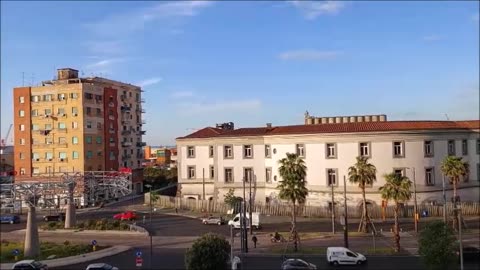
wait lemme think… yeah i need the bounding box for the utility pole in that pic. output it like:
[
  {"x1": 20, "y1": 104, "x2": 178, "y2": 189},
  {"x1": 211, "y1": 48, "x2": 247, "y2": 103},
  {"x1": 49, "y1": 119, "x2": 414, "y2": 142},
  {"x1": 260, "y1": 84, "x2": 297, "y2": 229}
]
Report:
[
  {"x1": 145, "y1": 184, "x2": 153, "y2": 270},
  {"x1": 202, "y1": 168, "x2": 205, "y2": 201},
  {"x1": 230, "y1": 224, "x2": 234, "y2": 269},
  {"x1": 442, "y1": 175, "x2": 447, "y2": 224},
  {"x1": 242, "y1": 177, "x2": 248, "y2": 253},
  {"x1": 458, "y1": 206, "x2": 464, "y2": 270},
  {"x1": 343, "y1": 176, "x2": 349, "y2": 248},
  {"x1": 331, "y1": 183, "x2": 335, "y2": 234},
  {"x1": 249, "y1": 175, "x2": 253, "y2": 235},
  {"x1": 412, "y1": 168, "x2": 418, "y2": 233}
]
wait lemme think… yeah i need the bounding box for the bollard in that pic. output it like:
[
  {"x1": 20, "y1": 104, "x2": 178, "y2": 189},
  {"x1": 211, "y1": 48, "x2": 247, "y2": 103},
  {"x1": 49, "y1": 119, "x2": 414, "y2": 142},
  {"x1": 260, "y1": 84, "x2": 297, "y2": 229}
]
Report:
[
  {"x1": 93, "y1": 245, "x2": 96, "y2": 252},
  {"x1": 14, "y1": 256, "x2": 18, "y2": 261}
]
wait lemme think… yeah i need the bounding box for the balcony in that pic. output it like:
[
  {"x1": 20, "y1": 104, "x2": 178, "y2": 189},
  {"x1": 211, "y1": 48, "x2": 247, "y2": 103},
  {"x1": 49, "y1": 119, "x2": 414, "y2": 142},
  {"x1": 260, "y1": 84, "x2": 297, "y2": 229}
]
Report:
[
  {"x1": 120, "y1": 95, "x2": 126, "y2": 101},
  {"x1": 136, "y1": 153, "x2": 143, "y2": 159},
  {"x1": 136, "y1": 142, "x2": 146, "y2": 147},
  {"x1": 108, "y1": 102, "x2": 115, "y2": 108},
  {"x1": 122, "y1": 142, "x2": 133, "y2": 147},
  {"x1": 109, "y1": 142, "x2": 116, "y2": 147},
  {"x1": 56, "y1": 128, "x2": 67, "y2": 133},
  {"x1": 138, "y1": 130, "x2": 146, "y2": 135},
  {"x1": 121, "y1": 106, "x2": 131, "y2": 112},
  {"x1": 122, "y1": 154, "x2": 132, "y2": 161},
  {"x1": 109, "y1": 128, "x2": 115, "y2": 134},
  {"x1": 121, "y1": 130, "x2": 131, "y2": 135}
]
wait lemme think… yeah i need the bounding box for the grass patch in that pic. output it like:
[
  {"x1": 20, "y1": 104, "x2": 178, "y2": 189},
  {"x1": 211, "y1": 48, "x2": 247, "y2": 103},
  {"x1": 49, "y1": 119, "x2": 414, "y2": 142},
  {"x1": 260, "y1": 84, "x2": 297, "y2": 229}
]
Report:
[
  {"x1": 365, "y1": 247, "x2": 398, "y2": 255},
  {"x1": 269, "y1": 246, "x2": 327, "y2": 254},
  {"x1": 0, "y1": 240, "x2": 108, "y2": 263},
  {"x1": 39, "y1": 218, "x2": 131, "y2": 231}
]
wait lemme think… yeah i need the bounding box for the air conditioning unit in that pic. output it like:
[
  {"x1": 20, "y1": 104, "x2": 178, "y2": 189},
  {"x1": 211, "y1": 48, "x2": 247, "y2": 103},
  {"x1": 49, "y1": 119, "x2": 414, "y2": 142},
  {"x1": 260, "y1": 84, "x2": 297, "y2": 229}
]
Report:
[
  {"x1": 46, "y1": 142, "x2": 52, "y2": 145},
  {"x1": 73, "y1": 113, "x2": 78, "y2": 116},
  {"x1": 36, "y1": 158, "x2": 40, "y2": 161},
  {"x1": 60, "y1": 97, "x2": 65, "y2": 100},
  {"x1": 45, "y1": 114, "x2": 50, "y2": 118},
  {"x1": 59, "y1": 158, "x2": 64, "y2": 162},
  {"x1": 48, "y1": 158, "x2": 53, "y2": 161}
]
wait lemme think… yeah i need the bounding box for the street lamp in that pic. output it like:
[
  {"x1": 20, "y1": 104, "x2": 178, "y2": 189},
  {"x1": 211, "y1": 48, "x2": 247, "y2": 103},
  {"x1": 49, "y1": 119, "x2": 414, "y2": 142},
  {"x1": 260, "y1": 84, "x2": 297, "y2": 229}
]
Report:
[
  {"x1": 406, "y1": 167, "x2": 418, "y2": 233},
  {"x1": 145, "y1": 184, "x2": 153, "y2": 269}
]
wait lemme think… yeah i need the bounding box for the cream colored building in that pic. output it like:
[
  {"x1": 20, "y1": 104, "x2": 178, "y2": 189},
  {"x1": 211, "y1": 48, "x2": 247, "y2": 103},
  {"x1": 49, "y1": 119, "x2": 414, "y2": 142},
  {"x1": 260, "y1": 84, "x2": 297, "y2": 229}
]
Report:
[{"x1": 176, "y1": 116, "x2": 480, "y2": 206}]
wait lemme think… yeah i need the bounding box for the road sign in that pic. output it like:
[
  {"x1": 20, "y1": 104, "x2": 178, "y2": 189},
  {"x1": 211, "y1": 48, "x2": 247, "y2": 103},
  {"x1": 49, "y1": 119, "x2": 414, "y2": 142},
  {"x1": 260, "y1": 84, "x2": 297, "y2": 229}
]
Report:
[
  {"x1": 136, "y1": 251, "x2": 142, "y2": 257},
  {"x1": 91, "y1": 240, "x2": 97, "y2": 246},
  {"x1": 12, "y1": 249, "x2": 19, "y2": 256},
  {"x1": 136, "y1": 257, "x2": 143, "y2": 267}
]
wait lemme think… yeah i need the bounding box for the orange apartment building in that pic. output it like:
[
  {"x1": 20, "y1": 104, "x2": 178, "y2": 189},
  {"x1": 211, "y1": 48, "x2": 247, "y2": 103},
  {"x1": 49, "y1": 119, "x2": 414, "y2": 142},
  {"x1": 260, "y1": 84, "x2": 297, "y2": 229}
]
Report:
[
  {"x1": 13, "y1": 68, "x2": 146, "y2": 197},
  {"x1": 143, "y1": 146, "x2": 172, "y2": 166}
]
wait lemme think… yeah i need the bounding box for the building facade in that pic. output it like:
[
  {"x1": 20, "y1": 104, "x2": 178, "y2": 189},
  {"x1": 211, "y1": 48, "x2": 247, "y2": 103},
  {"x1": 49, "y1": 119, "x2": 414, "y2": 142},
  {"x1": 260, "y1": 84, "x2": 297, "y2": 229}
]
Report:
[
  {"x1": 12, "y1": 68, "x2": 146, "y2": 196},
  {"x1": 143, "y1": 146, "x2": 172, "y2": 166},
  {"x1": 176, "y1": 117, "x2": 480, "y2": 206}
]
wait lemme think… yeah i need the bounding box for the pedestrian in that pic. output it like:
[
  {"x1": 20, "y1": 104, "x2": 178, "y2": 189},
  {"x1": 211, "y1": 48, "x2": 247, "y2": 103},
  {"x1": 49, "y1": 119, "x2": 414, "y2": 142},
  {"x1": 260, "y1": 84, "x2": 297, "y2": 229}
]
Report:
[{"x1": 252, "y1": 234, "x2": 258, "y2": 248}]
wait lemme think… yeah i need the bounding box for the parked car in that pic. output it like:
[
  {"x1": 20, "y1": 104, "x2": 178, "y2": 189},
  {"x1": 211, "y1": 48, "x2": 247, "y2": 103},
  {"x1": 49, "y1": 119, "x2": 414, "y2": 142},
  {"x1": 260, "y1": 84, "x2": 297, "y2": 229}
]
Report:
[
  {"x1": 281, "y1": 258, "x2": 317, "y2": 270},
  {"x1": 458, "y1": 246, "x2": 480, "y2": 262},
  {"x1": 12, "y1": 260, "x2": 48, "y2": 270},
  {"x1": 43, "y1": 213, "x2": 66, "y2": 222},
  {"x1": 326, "y1": 247, "x2": 367, "y2": 266},
  {"x1": 228, "y1": 212, "x2": 261, "y2": 229},
  {"x1": 113, "y1": 211, "x2": 137, "y2": 221},
  {"x1": 0, "y1": 215, "x2": 20, "y2": 224},
  {"x1": 85, "y1": 263, "x2": 119, "y2": 270},
  {"x1": 202, "y1": 216, "x2": 224, "y2": 225}
]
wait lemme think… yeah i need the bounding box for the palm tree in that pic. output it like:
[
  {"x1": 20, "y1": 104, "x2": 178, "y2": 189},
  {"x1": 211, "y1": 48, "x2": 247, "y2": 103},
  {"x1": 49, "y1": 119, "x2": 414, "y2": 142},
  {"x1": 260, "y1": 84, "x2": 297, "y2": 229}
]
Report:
[
  {"x1": 441, "y1": 156, "x2": 467, "y2": 230},
  {"x1": 379, "y1": 173, "x2": 412, "y2": 252},
  {"x1": 277, "y1": 153, "x2": 308, "y2": 252},
  {"x1": 348, "y1": 156, "x2": 377, "y2": 233}
]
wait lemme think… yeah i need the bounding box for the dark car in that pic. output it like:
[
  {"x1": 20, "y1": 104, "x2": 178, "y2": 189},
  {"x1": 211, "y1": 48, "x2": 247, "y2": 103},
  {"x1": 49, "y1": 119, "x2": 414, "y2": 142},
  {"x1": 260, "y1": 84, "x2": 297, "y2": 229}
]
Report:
[
  {"x1": 43, "y1": 213, "x2": 66, "y2": 222},
  {"x1": 459, "y1": 246, "x2": 480, "y2": 262},
  {"x1": 0, "y1": 215, "x2": 20, "y2": 224}
]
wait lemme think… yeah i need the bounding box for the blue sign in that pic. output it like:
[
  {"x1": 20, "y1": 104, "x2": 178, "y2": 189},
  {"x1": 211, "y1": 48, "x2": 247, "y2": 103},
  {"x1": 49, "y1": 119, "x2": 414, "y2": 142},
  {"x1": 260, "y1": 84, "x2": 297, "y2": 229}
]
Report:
[
  {"x1": 92, "y1": 240, "x2": 97, "y2": 246},
  {"x1": 136, "y1": 251, "x2": 142, "y2": 257},
  {"x1": 12, "y1": 249, "x2": 19, "y2": 256}
]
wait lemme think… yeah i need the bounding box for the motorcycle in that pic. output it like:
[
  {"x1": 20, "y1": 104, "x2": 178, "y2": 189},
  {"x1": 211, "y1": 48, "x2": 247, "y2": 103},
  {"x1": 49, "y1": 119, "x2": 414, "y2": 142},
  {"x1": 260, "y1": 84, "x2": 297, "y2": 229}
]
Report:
[{"x1": 270, "y1": 234, "x2": 287, "y2": 243}]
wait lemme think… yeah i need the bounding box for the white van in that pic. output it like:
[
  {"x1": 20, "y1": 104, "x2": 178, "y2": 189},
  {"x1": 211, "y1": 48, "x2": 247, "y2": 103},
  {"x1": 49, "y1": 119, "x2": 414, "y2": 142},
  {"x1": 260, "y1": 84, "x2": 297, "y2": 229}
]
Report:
[
  {"x1": 326, "y1": 247, "x2": 367, "y2": 266},
  {"x1": 228, "y1": 212, "x2": 261, "y2": 229}
]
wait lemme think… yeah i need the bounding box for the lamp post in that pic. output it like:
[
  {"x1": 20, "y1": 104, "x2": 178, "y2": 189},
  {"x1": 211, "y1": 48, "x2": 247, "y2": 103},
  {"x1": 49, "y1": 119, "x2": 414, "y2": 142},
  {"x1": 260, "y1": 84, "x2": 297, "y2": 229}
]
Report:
[
  {"x1": 145, "y1": 184, "x2": 153, "y2": 269},
  {"x1": 407, "y1": 167, "x2": 418, "y2": 233},
  {"x1": 456, "y1": 205, "x2": 464, "y2": 270},
  {"x1": 442, "y1": 175, "x2": 447, "y2": 224},
  {"x1": 331, "y1": 183, "x2": 335, "y2": 235},
  {"x1": 343, "y1": 176, "x2": 349, "y2": 248},
  {"x1": 242, "y1": 177, "x2": 248, "y2": 253},
  {"x1": 249, "y1": 175, "x2": 253, "y2": 235}
]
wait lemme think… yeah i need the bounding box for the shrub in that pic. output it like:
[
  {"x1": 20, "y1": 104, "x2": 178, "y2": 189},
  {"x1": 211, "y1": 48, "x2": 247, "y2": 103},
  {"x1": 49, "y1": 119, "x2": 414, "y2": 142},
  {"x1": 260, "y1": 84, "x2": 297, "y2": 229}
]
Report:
[
  {"x1": 47, "y1": 222, "x2": 58, "y2": 230},
  {"x1": 185, "y1": 233, "x2": 230, "y2": 270},
  {"x1": 112, "y1": 220, "x2": 120, "y2": 229},
  {"x1": 76, "y1": 221, "x2": 85, "y2": 229},
  {"x1": 86, "y1": 219, "x2": 96, "y2": 229},
  {"x1": 63, "y1": 240, "x2": 70, "y2": 246},
  {"x1": 419, "y1": 220, "x2": 457, "y2": 270},
  {"x1": 121, "y1": 223, "x2": 130, "y2": 231}
]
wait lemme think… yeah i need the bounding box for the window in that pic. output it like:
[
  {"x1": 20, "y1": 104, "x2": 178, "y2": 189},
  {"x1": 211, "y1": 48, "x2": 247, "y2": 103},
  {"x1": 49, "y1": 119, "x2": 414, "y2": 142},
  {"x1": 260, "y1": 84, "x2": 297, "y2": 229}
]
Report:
[
  {"x1": 477, "y1": 140, "x2": 480, "y2": 155},
  {"x1": 31, "y1": 109, "x2": 38, "y2": 116},
  {"x1": 19, "y1": 110, "x2": 25, "y2": 117},
  {"x1": 45, "y1": 137, "x2": 52, "y2": 144},
  {"x1": 57, "y1": 93, "x2": 66, "y2": 100},
  {"x1": 296, "y1": 144, "x2": 305, "y2": 157},
  {"x1": 72, "y1": 122, "x2": 78, "y2": 129},
  {"x1": 462, "y1": 140, "x2": 468, "y2": 156},
  {"x1": 58, "y1": 137, "x2": 66, "y2": 144},
  {"x1": 424, "y1": 141, "x2": 434, "y2": 157},
  {"x1": 394, "y1": 168, "x2": 405, "y2": 177},
  {"x1": 45, "y1": 124, "x2": 52, "y2": 130},
  {"x1": 86, "y1": 121, "x2": 92, "y2": 129},
  {"x1": 266, "y1": 168, "x2": 272, "y2": 183},
  {"x1": 477, "y1": 164, "x2": 480, "y2": 182},
  {"x1": 57, "y1": 122, "x2": 66, "y2": 129},
  {"x1": 447, "y1": 140, "x2": 455, "y2": 156},
  {"x1": 96, "y1": 136, "x2": 102, "y2": 144},
  {"x1": 85, "y1": 93, "x2": 93, "y2": 99},
  {"x1": 87, "y1": 151, "x2": 93, "y2": 159},
  {"x1": 19, "y1": 152, "x2": 24, "y2": 160},
  {"x1": 32, "y1": 153, "x2": 39, "y2": 160},
  {"x1": 32, "y1": 124, "x2": 39, "y2": 131},
  {"x1": 209, "y1": 165, "x2": 214, "y2": 179},
  {"x1": 19, "y1": 124, "x2": 25, "y2": 131},
  {"x1": 327, "y1": 169, "x2": 337, "y2": 186},
  {"x1": 326, "y1": 143, "x2": 337, "y2": 158},
  {"x1": 33, "y1": 167, "x2": 40, "y2": 174},
  {"x1": 45, "y1": 152, "x2": 53, "y2": 160},
  {"x1": 19, "y1": 138, "x2": 25, "y2": 145},
  {"x1": 70, "y1": 93, "x2": 78, "y2": 99},
  {"x1": 265, "y1": 144, "x2": 271, "y2": 158},
  {"x1": 359, "y1": 142, "x2": 370, "y2": 157},
  {"x1": 109, "y1": 151, "x2": 115, "y2": 161},
  {"x1": 86, "y1": 107, "x2": 92, "y2": 115},
  {"x1": 72, "y1": 137, "x2": 78, "y2": 144},
  {"x1": 19, "y1": 96, "x2": 25, "y2": 103},
  {"x1": 86, "y1": 136, "x2": 92, "y2": 144},
  {"x1": 187, "y1": 166, "x2": 195, "y2": 179},
  {"x1": 96, "y1": 108, "x2": 102, "y2": 116},
  {"x1": 72, "y1": 151, "x2": 79, "y2": 159},
  {"x1": 59, "y1": 152, "x2": 67, "y2": 159},
  {"x1": 32, "y1": 95, "x2": 40, "y2": 102},
  {"x1": 225, "y1": 168, "x2": 234, "y2": 183},
  {"x1": 209, "y1": 145, "x2": 214, "y2": 157},
  {"x1": 45, "y1": 108, "x2": 52, "y2": 116},
  {"x1": 243, "y1": 145, "x2": 253, "y2": 158},
  {"x1": 97, "y1": 122, "x2": 102, "y2": 129},
  {"x1": 20, "y1": 168, "x2": 25, "y2": 175},
  {"x1": 462, "y1": 162, "x2": 469, "y2": 182},
  {"x1": 72, "y1": 107, "x2": 78, "y2": 115},
  {"x1": 187, "y1": 146, "x2": 195, "y2": 158},
  {"x1": 224, "y1": 145, "x2": 233, "y2": 158},
  {"x1": 57, "y1": 108, "x2": 65, "y2": 115},
  {"x1": 43, "y1": 94, "x2": 52, "y2": 101},
  {"x1": 393, "y1": 141, "x2": 404, "y2": 157},
  {"x1": 425, "y1": 168, "x2": 435, "y2": 186},
  {"x1": 243, "y1": 168, "x2": 254, "y2": 182}
]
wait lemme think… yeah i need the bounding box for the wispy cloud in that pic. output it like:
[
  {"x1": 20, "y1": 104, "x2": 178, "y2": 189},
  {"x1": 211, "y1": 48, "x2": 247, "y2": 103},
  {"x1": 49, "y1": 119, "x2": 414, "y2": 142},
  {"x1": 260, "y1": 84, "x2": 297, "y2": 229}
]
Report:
[
  {"x1": 422, "y1": 35, "x2": 444, "y2": 42},
  {"x1": 171, "y1": 91, "x2": 195, "y2": 99},
  {"x1": 289, "y1": 0, "x2": 346, "y2": 20},
  {"x1": 136, "y1": 77, "x2": 163, "y2": 88},
  {"x1": 178, "y1": 99, "x2": 262, "y2": 115},
  {"x1": 278, "y1": 50, "x2": 342, "y2": 61},
  {"x1": 86, "y1": 58, "x2": 126, "y2": 69}
]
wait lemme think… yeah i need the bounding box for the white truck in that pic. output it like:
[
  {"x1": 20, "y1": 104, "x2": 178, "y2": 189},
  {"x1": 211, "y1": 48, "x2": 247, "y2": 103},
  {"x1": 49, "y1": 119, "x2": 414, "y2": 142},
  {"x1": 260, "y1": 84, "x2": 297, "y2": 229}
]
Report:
[{"x1": 228, "y1": 212, "x2": 261, "y2": 229}]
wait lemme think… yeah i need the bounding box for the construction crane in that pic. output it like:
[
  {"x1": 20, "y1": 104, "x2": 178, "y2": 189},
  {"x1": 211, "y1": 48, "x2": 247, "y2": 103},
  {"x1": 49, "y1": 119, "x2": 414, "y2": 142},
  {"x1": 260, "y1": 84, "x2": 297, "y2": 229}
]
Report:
[{"x1": 0, "y1": 124, "x2": 13, "y2": 154}]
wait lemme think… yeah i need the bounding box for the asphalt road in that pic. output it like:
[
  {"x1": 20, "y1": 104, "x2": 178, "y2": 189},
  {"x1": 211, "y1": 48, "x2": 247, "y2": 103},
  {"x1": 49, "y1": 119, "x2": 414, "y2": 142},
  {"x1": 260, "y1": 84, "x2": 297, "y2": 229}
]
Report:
[{"x1": 57, "y1": 248, "x2": 480, "y2": 270}]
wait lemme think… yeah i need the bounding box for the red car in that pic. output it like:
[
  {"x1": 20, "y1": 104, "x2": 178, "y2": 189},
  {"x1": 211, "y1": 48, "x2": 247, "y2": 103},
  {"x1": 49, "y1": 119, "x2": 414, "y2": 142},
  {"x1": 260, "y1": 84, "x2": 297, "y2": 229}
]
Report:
[{"x1": 113, "y1": 211, "x2": 137, "y2": 221}]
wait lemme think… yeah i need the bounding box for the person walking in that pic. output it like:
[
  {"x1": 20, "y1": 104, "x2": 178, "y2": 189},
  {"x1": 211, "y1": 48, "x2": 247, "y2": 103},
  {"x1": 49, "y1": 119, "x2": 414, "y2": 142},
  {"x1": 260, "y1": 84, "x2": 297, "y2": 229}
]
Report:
[{"x1": 252, "y1": 234, "x2": 258, "y2": 248}]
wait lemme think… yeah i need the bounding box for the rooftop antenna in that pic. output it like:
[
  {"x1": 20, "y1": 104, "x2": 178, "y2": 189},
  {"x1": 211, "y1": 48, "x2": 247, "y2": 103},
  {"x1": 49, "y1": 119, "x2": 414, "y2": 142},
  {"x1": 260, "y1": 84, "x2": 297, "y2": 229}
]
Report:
[
  {"x1": 30, "y1": 73, "x2": 35, "y2": 86},
  {"x1": 444, "y1": 113, "x2": 450, "y2": 121}
]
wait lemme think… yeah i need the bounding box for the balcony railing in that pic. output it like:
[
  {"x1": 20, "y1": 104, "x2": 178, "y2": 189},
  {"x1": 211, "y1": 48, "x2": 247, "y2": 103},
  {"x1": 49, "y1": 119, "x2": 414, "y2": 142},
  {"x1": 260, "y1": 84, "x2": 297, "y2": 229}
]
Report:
[
  {"x1": 56, "y1": 128, "x2": 67, "y2": 133},
  {"x1": 121, "y1": 130, "x2": 131, "y2": 135},
  {"x1": 138, "y1": 130, "x2": 146, "y2": 135},
  {"x1": 136, "y1": 142, "x2": 146, "y2": 147},
  {"x1": 122, "y1": 142, "x2": 133, "y2": 147}
]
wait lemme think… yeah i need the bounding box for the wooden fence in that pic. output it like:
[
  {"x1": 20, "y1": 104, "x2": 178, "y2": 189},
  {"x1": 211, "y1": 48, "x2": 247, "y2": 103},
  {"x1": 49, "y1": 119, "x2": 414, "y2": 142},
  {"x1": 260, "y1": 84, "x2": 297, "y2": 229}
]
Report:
[{"x1": 147, "y1": 194, "x2": 480, "y2": 218}]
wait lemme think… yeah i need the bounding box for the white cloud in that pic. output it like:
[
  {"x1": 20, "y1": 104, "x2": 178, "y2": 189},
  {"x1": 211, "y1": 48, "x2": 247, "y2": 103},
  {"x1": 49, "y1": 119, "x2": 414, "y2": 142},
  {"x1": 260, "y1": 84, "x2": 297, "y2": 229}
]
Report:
[
  {"x1": 136, "y1": 77, "x2": 163, "y2": 88},
  {"x1": 171, "y1": 91, "x2": 195, "y2": 99},
  {"x1": 177, "y1": 99, "x2": 261, "y2": 115},
  {"x1": 86, "y1": 58, "x2": 126, "y2": 69},
  {"x1": 278, "y1": 50, "x2": 342, "y2": 61},
  {"x1": 422, "y1": 35, "x2": 444, "y2": 42},
  {"x1": 289, "y1": 0, "x2": 346, "y2": 20}
]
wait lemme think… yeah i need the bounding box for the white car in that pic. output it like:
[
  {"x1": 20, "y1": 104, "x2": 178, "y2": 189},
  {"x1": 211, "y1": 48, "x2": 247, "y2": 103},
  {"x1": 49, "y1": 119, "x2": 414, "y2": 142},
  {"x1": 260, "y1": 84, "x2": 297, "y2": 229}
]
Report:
[
  {"x1": 85, "y1": 263, "x2": 119, "y2": 270},
  {"x1": 326, "y1": 247, "x2": 367, "y2": 266}
]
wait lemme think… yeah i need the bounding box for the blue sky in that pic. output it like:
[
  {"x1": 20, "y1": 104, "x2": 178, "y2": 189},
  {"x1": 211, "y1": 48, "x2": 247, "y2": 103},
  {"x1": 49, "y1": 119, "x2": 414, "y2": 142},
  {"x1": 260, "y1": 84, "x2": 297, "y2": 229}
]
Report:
[{"x1": 1, "y1": 1, "x2": 479, "y2": 145}]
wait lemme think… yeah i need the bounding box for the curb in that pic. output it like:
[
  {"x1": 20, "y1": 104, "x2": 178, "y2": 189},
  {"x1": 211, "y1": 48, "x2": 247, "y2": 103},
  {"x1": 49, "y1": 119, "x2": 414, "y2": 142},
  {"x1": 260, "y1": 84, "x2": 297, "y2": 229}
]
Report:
[
  {"x1": 161, "y1": 212, "x2": 201, "y2": 220},
  {"x1": 10, "y1": 229, "x2": 148, "y2": 236},
  {"x1": 0, "y1": 245, "x2": 131, "y2": 269}
]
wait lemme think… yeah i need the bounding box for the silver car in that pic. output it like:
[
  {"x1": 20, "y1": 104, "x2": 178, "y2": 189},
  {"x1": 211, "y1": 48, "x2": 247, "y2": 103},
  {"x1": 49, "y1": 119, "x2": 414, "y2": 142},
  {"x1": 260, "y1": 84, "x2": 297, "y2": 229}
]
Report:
[
  {"x1": 202, "y1": 216, "x2": 224, "y2": 225},
  {"x1": 281, "y1": 258, "x2": 317, "y2": 270}
]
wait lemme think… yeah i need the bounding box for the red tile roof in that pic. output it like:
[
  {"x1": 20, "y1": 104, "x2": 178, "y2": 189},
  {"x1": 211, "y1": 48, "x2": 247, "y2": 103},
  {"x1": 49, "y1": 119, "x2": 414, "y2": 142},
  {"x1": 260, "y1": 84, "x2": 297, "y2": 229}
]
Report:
[{"x1": 177, "y1": 120, "x2": 480, "y2": 140}]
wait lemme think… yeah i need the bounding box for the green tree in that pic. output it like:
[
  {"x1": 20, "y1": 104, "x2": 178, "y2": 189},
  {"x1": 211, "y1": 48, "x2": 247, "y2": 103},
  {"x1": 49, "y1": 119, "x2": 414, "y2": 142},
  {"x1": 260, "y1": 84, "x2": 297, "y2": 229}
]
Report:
[
  {"x1": 223, "y1": 188, "x2": 242, "y2": 213},
  {"x1": 185, "y1": 233, "x2": 230, "y2": 270},
  {"x1": 277, "y1": 153, "x2": 308, "y2": 252},
  {"x1": 441, "y1": 156, "x2": 467, "y2": 230},
  {"x1": 348, "y1": 156, "x2": 377, "y2": 233},
  {"x1": 418, "y1": 221, "x2": 457, "y2": 270},
  {"x1": 379, "y1": 173, "x2": 412, "y2": 252}
]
